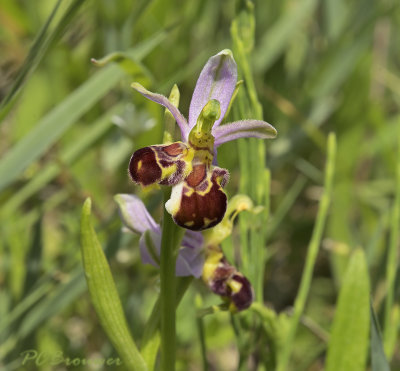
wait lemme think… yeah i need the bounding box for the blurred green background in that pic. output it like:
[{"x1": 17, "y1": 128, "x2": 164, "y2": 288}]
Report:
[{"x1": 0, "y1": 0, "x2": 399, "y2": 370}]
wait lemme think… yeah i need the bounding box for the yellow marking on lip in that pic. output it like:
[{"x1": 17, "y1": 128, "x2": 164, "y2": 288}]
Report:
[
  {"x1": 184, "y1": 221, "x2": 195, "y2": 227},
  {"x1": 192, "y1": 173, "x2": 213, "y2": 196},
  {"x1": 142, "y1": 183, "x2": 160, "y2": 192},
  {"x1": 183, "y1": 147, "x2": 195, "y2": 162},
  {"x1": 161, "y1": 162, "x2": 177, "y2": 179},
  {"x1": 183, "y1": 186, "x2": 195, "y2": 197},
  {"x1": 137, "y1": 160, "x2": 142, "y2": 171},
  {"x1": 152, "y1": 143, "x2": 194, "y2": 183},
  {"x1": 190, "y1": 147, "x2": 213, "y2": 166},
  {"x1": 203, "y1": 217, "x2": 217, "y2": 227},
  {"x1": 228, "y1": 279, "x2": 242, "y2": 294},
  {"x1": 181, "y1": 148, "x2": 195, "y2": 178}
]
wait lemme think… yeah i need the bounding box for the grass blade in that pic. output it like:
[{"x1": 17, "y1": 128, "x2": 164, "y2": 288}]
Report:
[
  {"x1": 0, "y1": 0, "x2": 85, "y2": 121},
  {"x1": 277, "y1": 133, "x2": 336, "y2": 371},
  {"x1": 253, "y1": 0, "x2": 318, "y2": 73},
  {"x1": 325, "y1": 249, "x2": 370, "y2": 371},
  {"x1": 0, "y1": 104, "x2": 124, "y2": 218},
  {"x1": 18, "y1": 270, "x2": 86, "y2": 339},
  {"x1": 0, "y1": 63, "x2": 123, "y2": 193},
  {"x1": 0, "y1": 30, "x2": 167, "y2": 193},
  {"x1": 370, "y1": 301, "x2": 391, "y2": 371},
  {"x1": 383, "y1": 130, "x2": 400, "y2": 357}
]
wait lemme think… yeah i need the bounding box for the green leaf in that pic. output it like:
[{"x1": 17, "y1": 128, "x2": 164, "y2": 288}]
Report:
[
  {"x1": 325, "y1": 249, "x2": 370, "y2": 371},
  {"x1": 80, "y1": 198, "x2": 147, "y2": 371},
  {"x1": 383, "y1": 304, "x2": 400, "y2": 360},
  {"x1": 370, "y1": 301, "x2": 391, "y2": 371},
  {"x1": 141, "y1": 332, "x2": 160, "y2": 371},
  {"x1": 384, "y1": 132, "x2": 400, "y2": 358}
]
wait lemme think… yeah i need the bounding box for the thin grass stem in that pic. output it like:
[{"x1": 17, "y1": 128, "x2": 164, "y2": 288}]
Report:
[
  {"x1": 277, "y1": 133, "x2": 336, "y2": 370},
  {"x1": 383, "y1": 129, "x2": 400, "y2": 356}
]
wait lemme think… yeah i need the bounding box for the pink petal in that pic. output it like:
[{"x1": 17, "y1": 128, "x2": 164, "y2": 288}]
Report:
[
  {"x1": 114, "y1": 194, "x2": 159, "y2": 234},
  {"x1": 189, "y1": 50, "x2": 237, "y2": 130},
  {"x1": 213, "y1": 120, "x2": 277, "y2": 147},
  {"x1": 131, "y1": 82, "x2": 190, "y2": 140}
]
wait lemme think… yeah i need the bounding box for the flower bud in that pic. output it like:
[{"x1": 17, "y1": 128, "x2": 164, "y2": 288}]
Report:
[{"x1": 202, "y1": 245, "x2": 254, "y2": 312}]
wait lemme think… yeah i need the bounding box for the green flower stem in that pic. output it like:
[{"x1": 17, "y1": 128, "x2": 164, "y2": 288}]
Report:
[
  {"x1": 253, "y1": 169, "x2": 270, "y2": 303},
  {"x1": 160, "y1": 188, "x2": 184, "y2": 371},
  {"x1": 237, "y1": 138, "x2": 250, "y2": 273},
  {"x1": 159, "y1": 84, "x2": 184, "y2": 371},
  {"x1": 277, "y1": 133, "x2": 336, "y2": 371},
  {"x1": 231, "y1": 1, "x2": 262, "y2": 121},
  {"x1": 232, "y1": 2, "x2": 270, "y2": 305},
  {"x1": 383, "y1": 131, "x2": 400, "y2": 357}
]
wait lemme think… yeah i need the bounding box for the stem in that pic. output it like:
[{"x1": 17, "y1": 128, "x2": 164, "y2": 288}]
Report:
[
  {"x1": 232, "y1": 3, "x2": 267, "y2": 305},
  {"x1": 277, "y1": 133, "x2": 336, "y2": 371},
  {"x1": 158, "y1": 84, "x2": 184, "y2": 371},
  {"x1": 237, "y1": 137, "x2": 250, "y2": 273},
  {"x1": 383, "y1": 130, "x2": 400, "y2": 354},
  {"x1": 160, "y1": 188, "x2": 184, "y2": 371},
  {"x1": 254, "y1": 169, "x2": 270, "y2": 303}
]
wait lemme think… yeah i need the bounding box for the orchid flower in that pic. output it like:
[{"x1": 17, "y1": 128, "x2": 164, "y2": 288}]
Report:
[
  {"x1": 129, "y1": 49, "x2": 277, "y2": 231},
  {"x1": 115, "y1": 193, "x2": 256, "y2": 311}
]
